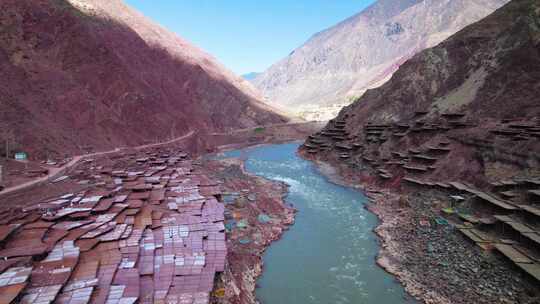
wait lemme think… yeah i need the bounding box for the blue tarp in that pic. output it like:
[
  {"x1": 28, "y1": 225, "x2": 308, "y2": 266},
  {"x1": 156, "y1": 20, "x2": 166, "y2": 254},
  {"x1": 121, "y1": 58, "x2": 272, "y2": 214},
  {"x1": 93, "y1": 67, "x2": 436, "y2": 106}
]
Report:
[
  {"x1": 258, "y1": 214, "x2": 272, "y2": 223},
  {"x1": 225, "y1": 221, "x2": 236, "y2": 231},
  {"x1": 236, "y1": 219, "x2": 248, "y2": 229}
]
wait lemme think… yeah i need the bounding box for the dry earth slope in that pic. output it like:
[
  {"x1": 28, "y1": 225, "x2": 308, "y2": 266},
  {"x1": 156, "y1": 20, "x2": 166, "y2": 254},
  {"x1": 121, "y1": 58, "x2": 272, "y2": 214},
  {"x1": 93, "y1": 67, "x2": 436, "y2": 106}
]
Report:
[
  {"x1": 0, "y1": 0, "x2": 287, "y2": 159},
  {"x1": 329, "y1": 0, "x2": 540, "y2": 132},
  {"x1": 303, "y1": 0, "x2": 540, "y2": 184},
  {"x1": 253, "y1": 0, "x2": 510, "y2": 114}
]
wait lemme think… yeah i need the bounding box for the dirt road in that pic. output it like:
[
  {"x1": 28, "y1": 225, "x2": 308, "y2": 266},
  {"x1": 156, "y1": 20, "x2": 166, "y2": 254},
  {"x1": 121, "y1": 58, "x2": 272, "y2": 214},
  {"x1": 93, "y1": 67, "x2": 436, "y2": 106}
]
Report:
[{"x1": 0, "y1": 130, "x2": 195, "y2": 197}]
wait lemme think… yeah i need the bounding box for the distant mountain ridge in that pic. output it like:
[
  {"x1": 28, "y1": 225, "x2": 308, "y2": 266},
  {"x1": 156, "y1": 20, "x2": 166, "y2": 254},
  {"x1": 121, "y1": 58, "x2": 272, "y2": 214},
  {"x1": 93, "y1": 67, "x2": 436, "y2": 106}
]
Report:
[{"x1": 253, "y1": 0, "x2": 510, "y2": 114}]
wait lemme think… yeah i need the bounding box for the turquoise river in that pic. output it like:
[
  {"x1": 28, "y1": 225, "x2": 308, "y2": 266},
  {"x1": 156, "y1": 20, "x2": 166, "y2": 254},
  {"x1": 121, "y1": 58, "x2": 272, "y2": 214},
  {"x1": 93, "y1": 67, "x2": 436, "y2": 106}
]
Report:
[{"x1": 221, "y1": 142, "x2": 415, "y2": 304}]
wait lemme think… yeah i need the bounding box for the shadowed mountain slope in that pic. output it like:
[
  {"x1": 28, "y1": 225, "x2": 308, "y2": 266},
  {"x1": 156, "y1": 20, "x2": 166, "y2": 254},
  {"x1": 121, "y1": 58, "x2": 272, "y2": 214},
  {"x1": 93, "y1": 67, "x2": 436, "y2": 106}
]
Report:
[{"x1": 0, "y1": 0, "x2": 286, "y2": 158}]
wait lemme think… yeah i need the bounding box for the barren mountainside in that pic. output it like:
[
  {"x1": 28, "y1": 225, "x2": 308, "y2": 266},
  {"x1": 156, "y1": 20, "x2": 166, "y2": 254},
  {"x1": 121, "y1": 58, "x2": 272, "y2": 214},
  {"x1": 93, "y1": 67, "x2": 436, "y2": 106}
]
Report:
[
  {"x1": 254, "y1": 0, "x2": 510, "y2": 113},
  {"x1": 301, "y1": 1, "x2": 540, "y2": 300},
  {"x1": 302, "y1": 0, "x2": 540, "y2": 193},
  {"x1": 0, "y1": 0, "x2": 286, "y2": 159},
  {"x1": 336, "y1": 0, "x2": 540, "y2": 130}
]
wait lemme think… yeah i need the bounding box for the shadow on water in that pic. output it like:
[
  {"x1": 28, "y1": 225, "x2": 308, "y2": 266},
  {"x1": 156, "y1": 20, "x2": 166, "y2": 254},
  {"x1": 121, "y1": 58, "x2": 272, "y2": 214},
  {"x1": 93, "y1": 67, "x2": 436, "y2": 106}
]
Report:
[{"x1": 221, "y1": 142, "x2": 417, "y2": 304}]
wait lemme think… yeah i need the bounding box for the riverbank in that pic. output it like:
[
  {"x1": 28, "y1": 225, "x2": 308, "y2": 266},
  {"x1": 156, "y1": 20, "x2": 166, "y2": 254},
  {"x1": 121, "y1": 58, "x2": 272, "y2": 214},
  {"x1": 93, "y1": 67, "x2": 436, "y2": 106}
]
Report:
[
  {"x1": 305, "y1": 159, "x2": 436, "y2": 301},
  {"x1": 201, "y1": 157, "x2": 295, "y2": 304},
  {"x1": 213, "y1": 143, "x2": 414, "y2": 304},
  {"x1": 0, "y1": 122, "x2": 322, "y2": 199},
  {"x1": 0, "y1": 140, "x2": 296, "y2": 304},
  {"x1": 300, "y1": 154, "x2": 537, "y2": 304}
]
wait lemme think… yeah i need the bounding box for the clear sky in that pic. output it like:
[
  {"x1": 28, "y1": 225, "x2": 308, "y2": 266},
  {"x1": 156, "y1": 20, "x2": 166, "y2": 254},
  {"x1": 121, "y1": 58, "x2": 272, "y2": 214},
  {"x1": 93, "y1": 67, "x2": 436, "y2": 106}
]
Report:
[{"x1": 125, "y1": 0, "x2": 376, "y2": 75}]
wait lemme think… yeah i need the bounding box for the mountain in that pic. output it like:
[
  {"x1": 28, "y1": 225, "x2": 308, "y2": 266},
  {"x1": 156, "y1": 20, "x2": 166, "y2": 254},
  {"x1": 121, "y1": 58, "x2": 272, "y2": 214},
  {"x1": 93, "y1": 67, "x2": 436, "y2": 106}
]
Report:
[
  {"x1": 303, "y1": 0, "x2": 540, "y2": 184},
  {"x1": 253, "y1": 0, "x2": 510, "y2": 117},
  {"x1": 0, "y1": 0, "x2": 286, "y2": 159},
  {"x1": 242, "y1": 72, "x2": 260, "y2": 81},
  {"x1": 300, "y1": 0, "x2": 540, "y2": 299}
]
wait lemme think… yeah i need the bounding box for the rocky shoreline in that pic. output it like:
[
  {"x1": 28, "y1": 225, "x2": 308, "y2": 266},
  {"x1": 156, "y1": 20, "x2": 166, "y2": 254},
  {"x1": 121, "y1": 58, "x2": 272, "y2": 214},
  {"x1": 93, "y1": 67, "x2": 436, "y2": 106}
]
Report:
[
  {"x1": 302, "y1": 156, "x2": 538, "y2": 304},
  {"x1": 202, "y1": 157, "x2": 296, "y2": 304},
  {"x1": 3, "y1": 138, "x2": 535, "y2": 303}
]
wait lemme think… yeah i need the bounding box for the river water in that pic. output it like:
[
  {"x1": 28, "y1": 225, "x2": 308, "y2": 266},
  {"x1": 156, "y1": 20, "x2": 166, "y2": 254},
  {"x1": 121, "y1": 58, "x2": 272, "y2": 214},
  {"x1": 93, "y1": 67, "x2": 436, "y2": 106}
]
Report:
[{"x1": 220, "y1": 142, "x2": 415, "y2": 304}]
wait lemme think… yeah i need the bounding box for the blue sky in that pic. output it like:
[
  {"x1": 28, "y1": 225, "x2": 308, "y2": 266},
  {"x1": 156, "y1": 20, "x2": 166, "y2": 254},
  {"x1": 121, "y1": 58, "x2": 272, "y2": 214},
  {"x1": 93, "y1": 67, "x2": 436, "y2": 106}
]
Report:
[{"x1": 125, "y1": 0, "x2": 376, "y2": 75}]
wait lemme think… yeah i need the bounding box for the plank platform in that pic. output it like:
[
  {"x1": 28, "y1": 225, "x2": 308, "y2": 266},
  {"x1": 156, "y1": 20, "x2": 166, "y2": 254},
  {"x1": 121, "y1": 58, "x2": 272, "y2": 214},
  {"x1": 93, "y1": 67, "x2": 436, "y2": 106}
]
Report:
[
  {"x1": 0, "y1": 149, "x2": 226, "y2": 304},
  {"x1": 459, "y1": 228, "x2": 488, "y2": 244},
  {"x1": 516, "y1": 262, "x2": 540, "y2": 281},
  {"x1": 494, "y1": 244, "x2": 534, "y2": 264}
]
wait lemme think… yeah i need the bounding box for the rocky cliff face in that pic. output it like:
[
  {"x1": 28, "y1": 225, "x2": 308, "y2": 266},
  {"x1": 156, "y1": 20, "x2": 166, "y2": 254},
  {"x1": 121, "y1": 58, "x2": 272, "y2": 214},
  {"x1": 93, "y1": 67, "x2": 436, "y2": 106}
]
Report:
[
  {"x1": 0, "y1": 0, "x2": 286, "y2": 158},
  {"x1": 253, "y1": 0, "x2": 509, "y2": 115}
]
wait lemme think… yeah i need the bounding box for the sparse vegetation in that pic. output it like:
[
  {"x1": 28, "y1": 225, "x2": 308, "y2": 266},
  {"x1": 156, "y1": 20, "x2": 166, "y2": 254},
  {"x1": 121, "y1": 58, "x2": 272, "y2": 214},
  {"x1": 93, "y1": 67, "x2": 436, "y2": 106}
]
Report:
[{"x1": 347, "y1": 95, "x2": 361, "y2": 104}]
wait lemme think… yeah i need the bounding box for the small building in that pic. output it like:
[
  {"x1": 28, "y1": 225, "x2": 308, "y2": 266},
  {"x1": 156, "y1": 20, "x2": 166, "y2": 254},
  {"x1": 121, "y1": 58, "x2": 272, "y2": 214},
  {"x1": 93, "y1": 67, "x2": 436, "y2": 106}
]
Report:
[{"x1": 14, "y1": 152, "x2": 27, "y2": 161}]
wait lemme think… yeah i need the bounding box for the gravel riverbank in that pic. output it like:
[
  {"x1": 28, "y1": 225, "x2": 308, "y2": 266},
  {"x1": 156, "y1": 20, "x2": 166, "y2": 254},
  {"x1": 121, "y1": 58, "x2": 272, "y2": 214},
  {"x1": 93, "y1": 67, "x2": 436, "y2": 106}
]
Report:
[
  {"x1": 202, "y1": 157, "x2": 295, "y2": 304},
  {"x1": 306, "y1": 157, "x2": 539, "y2": 304}
]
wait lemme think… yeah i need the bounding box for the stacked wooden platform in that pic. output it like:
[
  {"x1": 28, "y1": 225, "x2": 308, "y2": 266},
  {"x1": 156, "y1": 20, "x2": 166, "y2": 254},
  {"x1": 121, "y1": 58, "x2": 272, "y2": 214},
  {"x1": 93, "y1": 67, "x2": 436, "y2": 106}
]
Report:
[
  {"x1": 446, "y1": 179, "x2": 540, "y2": 282},
  {"x1": 0, "y1": 150, "x2": 226, "y2": 303}
]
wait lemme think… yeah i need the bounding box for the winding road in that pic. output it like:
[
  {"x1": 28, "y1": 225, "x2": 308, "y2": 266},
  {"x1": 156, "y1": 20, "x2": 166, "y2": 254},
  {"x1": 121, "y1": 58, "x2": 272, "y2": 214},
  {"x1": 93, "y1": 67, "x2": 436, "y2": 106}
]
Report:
[
  {"x1": 0, "y1": 121, "x2": 320, "y2": 197},
  {"x1": 0, "y1": 130, "x2": 195, "y2": 197}
]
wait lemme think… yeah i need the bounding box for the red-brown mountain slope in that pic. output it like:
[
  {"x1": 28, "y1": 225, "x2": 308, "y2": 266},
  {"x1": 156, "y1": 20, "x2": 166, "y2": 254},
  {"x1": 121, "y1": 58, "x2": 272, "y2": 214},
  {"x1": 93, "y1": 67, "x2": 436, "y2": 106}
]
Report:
[
  {"x1": 301, "y1": 1, "x2": 540, "y2": 301},
  {"x1": 0, "y1": 0, "x2": 287, "y2": 159},
  {"x1": 304, "y1": 0, "x2": 540, "y2": 183}
]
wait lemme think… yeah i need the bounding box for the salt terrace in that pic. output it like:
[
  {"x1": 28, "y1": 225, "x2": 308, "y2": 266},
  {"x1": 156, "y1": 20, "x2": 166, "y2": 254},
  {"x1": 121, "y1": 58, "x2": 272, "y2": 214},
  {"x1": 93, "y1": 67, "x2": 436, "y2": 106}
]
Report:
[
  {"x1": 304, "y1": 115, "x2": 540, "y2": 285},
  {"x1": 0, "y1": 148, "x2": 226, "y2": 304}
]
